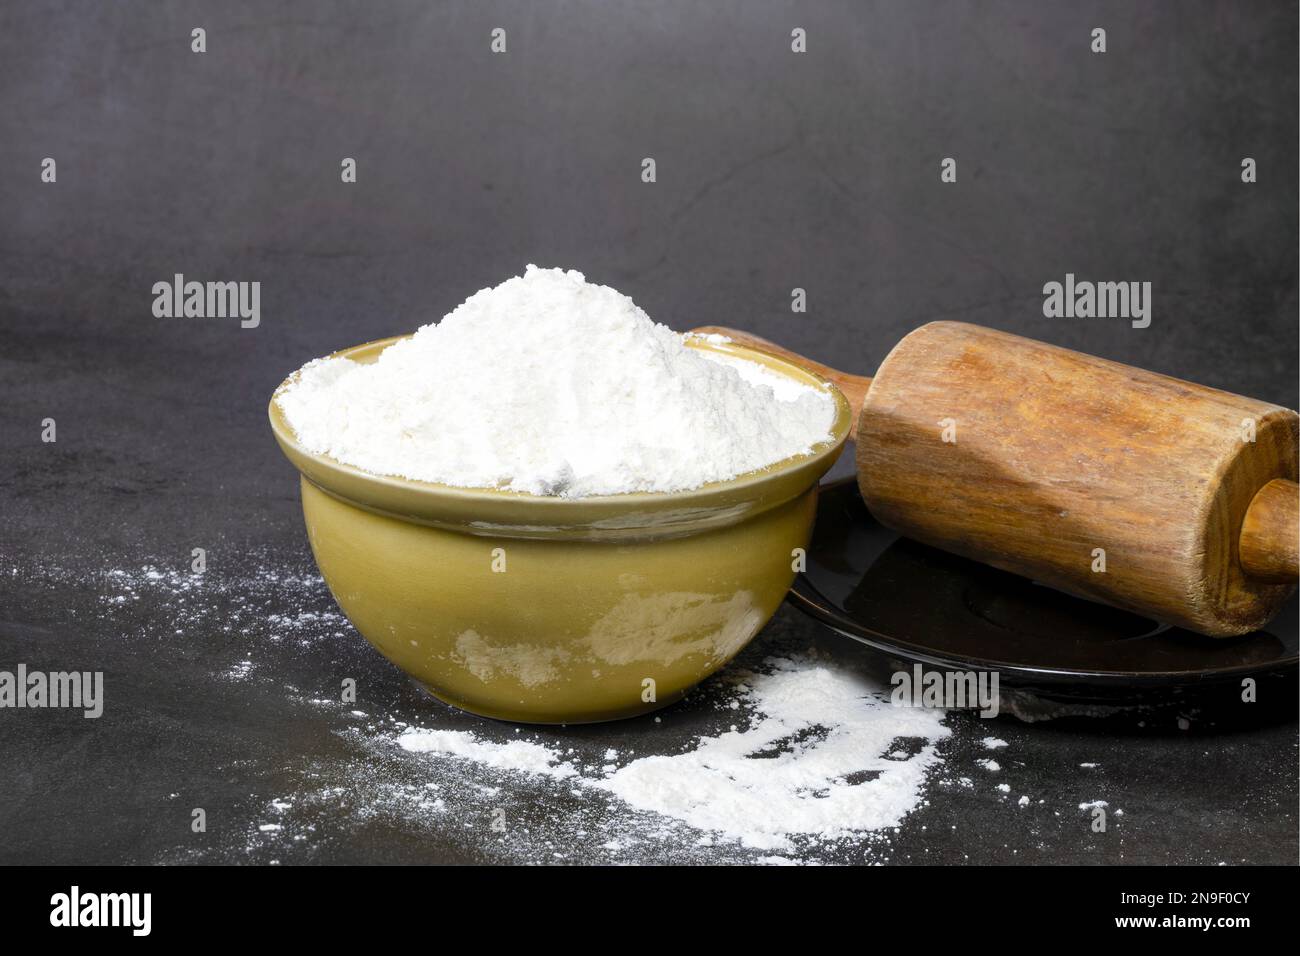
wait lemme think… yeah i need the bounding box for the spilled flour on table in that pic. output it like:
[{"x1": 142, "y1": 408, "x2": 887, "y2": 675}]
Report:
[
  {"x1": 597, "y1": 659, "x2": 947, "y2": 850},
  {"x1": 394, "y1": 655, "x2": 949, "y2": 853},
  {"x1": 398, "y1": 731, "x2": 580, "y2": 779},
  {"x1": 8, "y1": 556, "x2": 954, "y2": 864}
]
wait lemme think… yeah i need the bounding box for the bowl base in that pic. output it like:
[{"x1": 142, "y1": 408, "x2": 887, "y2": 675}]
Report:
[{"x1": 410, "y1": 677, "x2": 688, "y2": 725}]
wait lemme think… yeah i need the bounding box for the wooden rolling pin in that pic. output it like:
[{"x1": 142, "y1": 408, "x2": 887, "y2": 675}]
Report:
[{"x1": 693, "y1": 321, "x2": 1299, "y2": 636}]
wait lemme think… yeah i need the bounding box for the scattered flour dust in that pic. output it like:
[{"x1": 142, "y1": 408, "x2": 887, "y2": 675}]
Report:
[
  {"x1": 12, "y1": 557, "x2": 1126, "y2": 864},
  {"x1": 275, "y1": 265, "x2": 835, "y2": 497},
  {"x1": 11, "y1": 558, "x2": 1043, "y2": 863},
  {"x1": 398, "y1": 731, "x2": 578, "y2": 779},
  {"x1": 396, "y1": 655, "x2": 950, "y2": 853}
]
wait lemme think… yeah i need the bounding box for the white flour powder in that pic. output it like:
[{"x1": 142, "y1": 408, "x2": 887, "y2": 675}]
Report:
[
  {"x1": 595, "y1": 656, "x2": 950, "y2": 850},
  {"x1": 276, "y1": 265, "x2": 835, "y2": 497},
  {"x1": 8, "y1": 558, "x2": 1150, "y2": 864},
  {"x1": 396, "y1": 654, "x2": 950, "y2": 852}
]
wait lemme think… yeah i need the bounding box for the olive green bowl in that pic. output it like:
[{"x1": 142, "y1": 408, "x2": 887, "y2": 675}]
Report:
[{"x1": 268, "y1": 335, "x2": 852, "y2": 724}]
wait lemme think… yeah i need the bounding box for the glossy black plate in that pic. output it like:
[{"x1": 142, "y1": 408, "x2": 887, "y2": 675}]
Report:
[{"x1": 790, "y1": 479, "x2": 1299, "y2": 711}]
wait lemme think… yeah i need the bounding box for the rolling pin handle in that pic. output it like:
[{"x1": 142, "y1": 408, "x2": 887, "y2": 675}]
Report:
[
  {"x1": 689, "y1": 326, "x2": 872, "y2": 434},
  {"x1": 1239, "y1": 478, "x2": 1300, "y2": 583}
]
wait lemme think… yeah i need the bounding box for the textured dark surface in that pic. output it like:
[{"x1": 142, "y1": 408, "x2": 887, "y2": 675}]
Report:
[{"x1": 0, "y1": 1, "x2": 1296, "y2": 864}]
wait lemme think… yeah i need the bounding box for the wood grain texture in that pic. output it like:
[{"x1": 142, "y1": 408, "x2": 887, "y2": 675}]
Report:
[
  {"x1": 1240, "y1": 479, "x2": 1299, "y2": 582},
  {"x1": 690, "y1": 326, "x2": 872, "y2": 434},
  {"x1": 855, "y1": 321, "x2": 1299, "y2": 636}
]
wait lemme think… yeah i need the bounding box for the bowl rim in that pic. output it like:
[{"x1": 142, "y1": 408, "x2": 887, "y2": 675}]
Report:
[{"x1": 268, "y1": 333, "x2": 852, "y2": 532}]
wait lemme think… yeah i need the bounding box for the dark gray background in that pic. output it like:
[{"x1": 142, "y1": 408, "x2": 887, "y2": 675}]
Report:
[{"x1": 0, "y1": 1, "x2": 1295, "y2": 864}]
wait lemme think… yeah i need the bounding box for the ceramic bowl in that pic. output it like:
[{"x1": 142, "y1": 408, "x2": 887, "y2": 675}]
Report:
[{"x1": 268, "y1": 335, "x2": 851, "y2": 723}]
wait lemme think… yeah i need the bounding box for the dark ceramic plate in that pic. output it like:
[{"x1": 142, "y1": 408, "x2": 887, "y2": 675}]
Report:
[{"x1": 790, "y1": 478, "x2": 1299, "y2": 711}]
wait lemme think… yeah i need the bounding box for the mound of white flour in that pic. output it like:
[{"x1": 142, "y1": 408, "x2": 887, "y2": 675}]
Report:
[{"x1": 276, "y1": 265, "x2": 835, "y2": 497}]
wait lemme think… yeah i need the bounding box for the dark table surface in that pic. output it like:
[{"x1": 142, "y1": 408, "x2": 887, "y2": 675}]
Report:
[{"x1": 1, "y1": 1, "x2": 1296, "y2": 864}]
